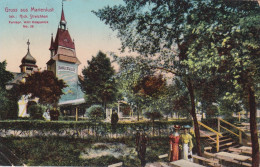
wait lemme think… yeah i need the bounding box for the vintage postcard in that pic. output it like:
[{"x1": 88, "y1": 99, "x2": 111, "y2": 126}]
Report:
[{"x1": 0, "y1": 0, "x2": 259, "y2": 166}]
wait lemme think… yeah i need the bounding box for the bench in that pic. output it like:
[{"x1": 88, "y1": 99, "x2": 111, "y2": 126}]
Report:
[
  {"x1": 158, "y1": 154, "x2": 168, "y2": 159},
  {"x1": 207, "y1": 162, "x2": 222, "y2": 167},
  {"x1": 107, "y1": 162, "x2": 123, "y2": 167},
  {"x1": 215, "y1": 152, "x2": 251, "y2": 167},
  {"x1": 228, "y1": 147, "x2": 251, "y2": 155},
  {"x1": 192, "y1": 155, "x2": 220, "y2": 166},
  {"x1": 170, "y1": 159, "x2": 206, "y2": 167},
  {"x1": 204, "y1": 146, "x2": 212, "y2": 152}
]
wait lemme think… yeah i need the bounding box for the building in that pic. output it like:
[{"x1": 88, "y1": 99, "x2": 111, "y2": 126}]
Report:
[
  {"x1": 6, "y1": 40, "x2": 39, "y2": 117},
  {"x1": 20, "y1": 40, "x2": 38, "y2": 74},
  {"x1": 46, "y1": 4, "x2": 85, "y2": 116}
]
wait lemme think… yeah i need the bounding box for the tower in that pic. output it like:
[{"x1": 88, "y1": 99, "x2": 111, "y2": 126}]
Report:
[
  {"x1": 46, "y1": 3, "x2": 83, "y2": 104},
  {"x1": 20, "y1": 39, "x2": 38, "y2": 73}
]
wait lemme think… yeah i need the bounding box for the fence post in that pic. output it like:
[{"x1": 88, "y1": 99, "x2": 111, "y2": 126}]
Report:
[
  {"x1": 76, "y1": 107, "x2": 78, "y2": 121},
  {"x1": 218, "y1": 118, "x2": 220, "y2": 133},
  {"x1": 239, "y1": 130, "x2": 242, "y2": 144},
  {"x1": 216, "y1": 134, "x2": 219, "y2": 152}
]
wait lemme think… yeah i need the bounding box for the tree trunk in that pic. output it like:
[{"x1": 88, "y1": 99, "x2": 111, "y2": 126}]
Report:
[
  {"x1": 137, "y1": 106, "x2": 140, "y2": 121},
  {"x1": 152, "y1": 119, "x2": 155, "y2": 136},
  {"x1": 103, "y1": 102, "x2": 107, "y2": 119},
  {"x1": 248, "y1": 85, "x2": 259, "y2": 167},
  {"x1": 187, "y1": 79, "x2": 202, "y2": 156}
]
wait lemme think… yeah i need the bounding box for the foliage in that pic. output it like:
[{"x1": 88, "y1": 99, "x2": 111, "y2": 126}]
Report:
[
  {"x1": 133, "y1": 74, "x2": 166, "y2": 98},
  {"x1": 27, "y1": 104, "x2": 45, "y2": 120},
  {"x1": 85, "y1": 105, "x2": 105, "y2": 121},
  {"x1": 144, "y1": 111, "x2": 162, "y2": 121},
  {"x1": 0, "y1": 60, "x2": 13, "y2": 89},
  {"x1": 0, "y1": 120, "x2": 192, "y2": 136},
  {"x1": 18, "y1": 70, "x2": 67, "y2": 105},
  {"x1": 81, "y1": 51, "x2": 118, "y2": 109},
  {"x1": 94, "y1": 1, "x2": 260, "y2": 159},
  {"x1": 120, "y1": 104, "x2": 131, "y2": 116},
  {"x1": 93, "y1": 0, "x2": 206, "y2": 154},
  {"x1": 0, "y1": 61, "x2": 18, "y2": 120},
  {"x1": 0, "y1": 87, "x2": 18, "y2": 120},
  {"x1": 0, "y1": 88, "x2": 10, "y2": 120},
  {"x1": 2, "y1": 136, "x2": 171, "y2": 166}
]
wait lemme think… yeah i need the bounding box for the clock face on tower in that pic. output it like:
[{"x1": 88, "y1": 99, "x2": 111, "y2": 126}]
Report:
[{"x1": 64, "y1": 39, "x2": 68, "y2": 42}]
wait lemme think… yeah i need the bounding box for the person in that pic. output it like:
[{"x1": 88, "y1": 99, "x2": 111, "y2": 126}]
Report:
[
  {"x1": 43, "y1": 109, "x2": 50, "y2": 121},
  {"x1": 111, "y1": 109, "x2": 119, "y2": 133},
  {"x1": 50, "y1": 107, "x2": 59, "y2": 121},
  {"x1": 136, "y1": 129, "x2": 148, "y2": 167},
  {"x1": 179, "y1": 125, "x2": 193, "y2": 161},
  {"x1": 135, "y1": 127, "x2": 141, "y2": 152},
  {"x1": 169, "y1": 125, "x2": 181, "y2": 161}
]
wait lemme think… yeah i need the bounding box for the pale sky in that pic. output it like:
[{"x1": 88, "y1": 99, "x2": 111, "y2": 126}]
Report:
[{"x1": 0, "y1": 0, "x2": 124, "y2": 74}]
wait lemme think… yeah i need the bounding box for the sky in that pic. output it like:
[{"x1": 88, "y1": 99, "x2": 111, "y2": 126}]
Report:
[{"x1": 0, "y1": 0, "x2": 125, "y2": 74}]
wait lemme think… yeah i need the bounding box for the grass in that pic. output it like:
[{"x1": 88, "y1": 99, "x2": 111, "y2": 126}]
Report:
[{"x1": 1, "y1": 136, "x2": 170, "y2": 166}]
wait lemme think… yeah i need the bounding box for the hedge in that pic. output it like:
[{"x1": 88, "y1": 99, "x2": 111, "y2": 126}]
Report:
[{"x1": 0, "y1": 120, "x2": 192, "y2": 138}]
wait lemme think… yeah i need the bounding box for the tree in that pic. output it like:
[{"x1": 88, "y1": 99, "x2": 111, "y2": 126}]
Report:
[
  {"x1": 19, "y1": 70, "x2": 67, "y2": 105},
  {"x1": 184, "y1": 1, "x2": 260, "y2": 165},
  {"x1": 0, "y1": 60, "x2": 18, "y2": 120},
  {"x1": 94, "y1": 0, "x2": 204, "y2": 155},
  {"x1": 0, "y1": 61, "x2": 13, "y2": 89},
  {"x1": 94, "y1": 1, "x2": 260, "y2": 160},
  {"x1": 85, "y1": 105, "x2": 105, "y2": 121},
  {"x1": 27, "y1": 104, "x2": 44, "y2": 120},
  {"x1": 144, "y1": 111, "x2": 162, "y2": 136},
  {"x1": 81, "y1": 51, "x2": 117, "y2": 116},
  {"x1": 114, "y1": 56, "x2": 152, "y2": 121}
]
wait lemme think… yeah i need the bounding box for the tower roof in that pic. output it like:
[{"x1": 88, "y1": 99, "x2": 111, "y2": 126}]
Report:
[
  {"x1": 54, "y1": 28, "x2": 75, "y2": 49},
  {"x1": 60, "y1": 7, "x2": 66, "y2": 23},
  {"x1": 60, "y1": 2, "x2": 67, "y2": 29},
  {"x1": 22, "y1": 40, "x2": 36, "y2": 64},
  {"x1": 47, "y1": 2, "x2": 80, "y2": 65},
  {"x1": 49, "y1": 33, "x2": 55, "y2": 50}
]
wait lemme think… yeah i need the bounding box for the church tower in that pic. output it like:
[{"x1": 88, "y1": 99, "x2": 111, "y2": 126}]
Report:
[
  {"x1": 20, "y1": 39, "x2": 38, "y2": 73},
  {"x1": 47, "y1": 3, "x2": 83, "y2": 104}
]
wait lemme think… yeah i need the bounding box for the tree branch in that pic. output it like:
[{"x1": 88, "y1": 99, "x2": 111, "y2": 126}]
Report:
[{"x1": 150, "y1": 66, "x2": 180, "y2": 76}]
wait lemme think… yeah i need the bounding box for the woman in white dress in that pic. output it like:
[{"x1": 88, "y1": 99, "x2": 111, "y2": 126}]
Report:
[{"x1": 179, "y1": 125, "x2": 193, "y2": 161}]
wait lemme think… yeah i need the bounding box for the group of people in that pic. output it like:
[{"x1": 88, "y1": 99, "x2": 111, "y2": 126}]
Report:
[
  {"x1": 169, "y1": 125, "x2": 193, "y2": 162},
  {"x1": 135, "y1": 125, "x2": 193, "y2": 167}
]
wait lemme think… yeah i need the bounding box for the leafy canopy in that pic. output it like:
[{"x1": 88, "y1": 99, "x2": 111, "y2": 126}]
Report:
[
  {"x1": 81, "y1": 51, "x2": 117, "y2": 106},
  {"x1": 19, "y1": 70, "x2": 67, "y2": 105},
  {"x1": 0, "y1": 60, "x2": 13, "y2": 89}
]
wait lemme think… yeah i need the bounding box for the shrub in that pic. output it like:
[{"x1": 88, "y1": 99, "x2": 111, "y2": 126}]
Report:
[
  {"x1": 27, "y1": 104, "x2": 44, "y2": 120},
  {"x1": 0, "y1": 88, "x2": 18, "y2": 120},
  {"x1": 144, "y1": 111, "x2": 163, "y2": 121},
  {"x1": 85, "y1": 105, "x2": 104, "y2": 122}
]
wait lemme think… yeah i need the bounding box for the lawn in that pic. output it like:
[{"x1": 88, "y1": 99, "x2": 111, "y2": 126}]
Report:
[{"x1": 1, "y1": 136, "x2": 170, "y2": 166}]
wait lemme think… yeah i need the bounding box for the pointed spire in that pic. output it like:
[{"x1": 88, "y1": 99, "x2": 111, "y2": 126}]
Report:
[
  {"x1": 49, "y1": 33, "x2": 55, "y2": 50},
  {"x1": 60, "y1": 1, "x2": 67, "y2": 30},
  {"x1": 60, "y1": 3, "x2": 66, "y2": 23}
]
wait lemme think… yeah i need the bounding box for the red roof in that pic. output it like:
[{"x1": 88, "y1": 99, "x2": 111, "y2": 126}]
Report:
[
  {"x1": 60, "y1": 8, "x2": 66, "y2": 23},
  {"x1": 54, "y1": 28, "x2": 75, "y2": 50},
  {"x1": 49, "y1": 35, "x2": 55, "y2": 50}
]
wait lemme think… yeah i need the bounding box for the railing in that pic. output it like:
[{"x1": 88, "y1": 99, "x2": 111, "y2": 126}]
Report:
[
  {"x1": 217, "y1": 118, "x2": 245, "y2": 144},
  {"x1": 198, "y1": 121, "x2": 223, "y2": 152}
]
